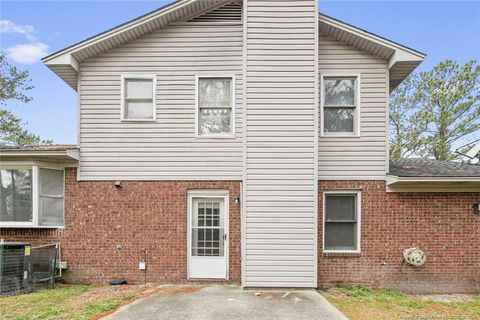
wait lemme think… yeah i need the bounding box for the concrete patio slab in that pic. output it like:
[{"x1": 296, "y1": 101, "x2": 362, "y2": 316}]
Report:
[{"x1": 104, "y1": 285, "x2": 347, "y2": 320}]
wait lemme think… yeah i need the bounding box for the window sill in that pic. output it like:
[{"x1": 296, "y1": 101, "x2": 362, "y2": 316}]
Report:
[
  {"x1": 195, "y1": 135, "x2": 236, "y2": 140},
  {"x1": 120, "y1": 119, "x2": 156, "y2": 123},
  {"x1": 0, "y1": 225, "x2": 65, "y2": 229},
  {"x1": 320, "y1": 133, "x2": 361, "y2": 138},
  {"x1": 323, "y1": 251, "x2": 361, "y2": 258}
]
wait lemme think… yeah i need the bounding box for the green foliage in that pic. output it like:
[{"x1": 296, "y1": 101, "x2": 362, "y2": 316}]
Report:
[
  {"x1": 390, "y1": 59, "x2": 480, "y2": 160},
  {"x1": 0, "y1": 52, "x2": 52, "y2": 147},
  {"x1": 0, "y1": 109, "x2": 52, "y2": 146}
]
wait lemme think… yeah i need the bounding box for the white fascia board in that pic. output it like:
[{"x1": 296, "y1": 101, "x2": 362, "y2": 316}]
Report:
[
  {"x1": 386, "y1": 175, "x2": 480, "y2": 185},
  {"x1": 0, "y1": 150, "x2": 79, "y2": 161},
  {"x1": 44, "y1": 54, "x2": 79, "y2": 72},
  {"x1": 41, "y1": 0, "x2": 195, "y2": 64},
  {"x1": 388, "y1": 51, "x2": 424, "y2": 69},
  {"x1": 319, "y1": 14, "x2": 425, "y2": 68}
]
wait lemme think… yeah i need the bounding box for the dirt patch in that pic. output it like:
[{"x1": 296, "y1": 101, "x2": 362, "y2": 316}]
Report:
[
  {"x1": 416, "y1": 294, "x2": 476, "y2": 303},
  {"x1": 157, "y1": 285, "x2": 204, "y2": 296}
]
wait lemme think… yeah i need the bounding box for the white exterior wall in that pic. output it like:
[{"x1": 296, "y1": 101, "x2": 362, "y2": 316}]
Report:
[
  {"x1": 243, "y1": 0, "x2": 318, "y2": 287},
  {"x1": 79, "y1": 22, "x2": 244, "y2": 180},
  {"x1": 318, "y1": 34, "x2": 389, "y2": 180}
]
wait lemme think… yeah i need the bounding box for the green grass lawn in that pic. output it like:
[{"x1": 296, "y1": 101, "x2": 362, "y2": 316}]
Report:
[
  {"x1": 0, "y1": 284, "x2": 143, "y2": 320},
  {"x1": 322, "y1": 284, "x2": 480, "y2": 320}
]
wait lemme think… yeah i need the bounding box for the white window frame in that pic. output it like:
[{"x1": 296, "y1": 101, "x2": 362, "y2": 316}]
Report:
[
  {"x1": 195, "y1": 74, "x2": 236, "y2": 138},
  {"x1": 0, "y1": 163, "x2": 65, "y2": 228},
  {"x1": 320, "y1": 73, "x2": 361, "y2": 137},
  {"x1": 323, "y1": 190, "x2": 361, "y2": 253},
  {"x1": 120, "y1": 74, "x2": 157, "y2": 122}
]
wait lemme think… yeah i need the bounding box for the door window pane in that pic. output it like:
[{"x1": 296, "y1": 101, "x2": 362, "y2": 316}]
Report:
[
  {"x1": 0, "y1": 169, "x2": 32, "y2": 222},
  {"x1": 192, "y1": 199, "x2": 224, "y2": 257}
]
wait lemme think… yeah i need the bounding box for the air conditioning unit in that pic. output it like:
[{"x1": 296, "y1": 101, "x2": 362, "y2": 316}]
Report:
[{"x1": 0, "y1": 242, "x2": 31, "y2": 295}]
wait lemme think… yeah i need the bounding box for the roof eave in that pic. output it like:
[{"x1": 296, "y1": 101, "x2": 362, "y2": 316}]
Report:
[
  {"x1": 318, "y1": 13, "x2": 426, "y2": 91},
  {"x1": 386, "y1": 175, "x2": 480, "y2": 192},
  {"x1": 0, "y1": 149, "x2": 80, "y2": 161}
]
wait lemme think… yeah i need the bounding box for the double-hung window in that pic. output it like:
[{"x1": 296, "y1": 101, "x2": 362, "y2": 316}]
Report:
[
  {"x1": 322, "y1": 76, "x2": 359, "y2": 135},
  {"x1": 197, "y1": 77, "x2": 234, "y2": 136},
  {"x1": 323, "y1": 192, "x2": 361, "y2": 252},
  {"x1": 0, "y1": 166, "x2": 64, "y2": 228},
  {"x1": 121, "y1": 75, "x2": 156, "y2": 121}
]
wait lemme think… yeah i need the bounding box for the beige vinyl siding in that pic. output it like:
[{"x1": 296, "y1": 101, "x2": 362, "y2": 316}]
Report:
[
  {"x1": 318, "y1": 34, "x2": 389, "y2": 180},
  {"x1": 79, "y1": 23, "x2": 243, "y2": 180},
  {"x1": 244, "y1": 0, "x2": 317, "y2": 288}
]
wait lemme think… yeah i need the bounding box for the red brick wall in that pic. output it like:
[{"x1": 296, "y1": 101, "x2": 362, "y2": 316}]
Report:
[
  {"x1": 318, "y1": 180, "x2": 480, "y2": 293},
  {"x1": 0, "y1": 168, "x2": 242, "y2": 285}
]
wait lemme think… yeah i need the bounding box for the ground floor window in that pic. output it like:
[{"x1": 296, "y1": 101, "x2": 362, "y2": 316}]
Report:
[
  {"x1": 0, "y1": 166, "x2": 65, "y2": 227},
  {"x1": 323, "y1": 191, "x2": 361, "y2": 252}
]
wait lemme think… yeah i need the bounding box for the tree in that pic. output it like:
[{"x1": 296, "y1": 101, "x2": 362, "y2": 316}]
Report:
[
  {"x1": 390, "y1": 60, "x2": 480, "y2": 160},
  {"x1": 0, "y1": 52, "x2": 51, "y2": 146},
  {"x1": 389, "y1": 74, "x2": 425, "y2": 158}
]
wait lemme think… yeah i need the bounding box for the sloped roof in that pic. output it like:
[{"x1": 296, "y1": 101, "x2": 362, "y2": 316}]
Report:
[
  {"x1": 42, "y1": 0, "x2": 234, "y2": 89},
  {"x1": 318, "y1": 14, "x2": 425, "y2": 92},
  {"x1": 43, "y1": 1, "x2": 425, "y2": 91},
  {"x1": 389, "y1": 158, "x2": 480, "y2": 177}
]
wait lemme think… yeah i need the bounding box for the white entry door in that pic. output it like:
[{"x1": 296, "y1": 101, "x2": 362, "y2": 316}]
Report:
[{"x1": 188, "y1": 191, "x2": 229, "y2": 279}]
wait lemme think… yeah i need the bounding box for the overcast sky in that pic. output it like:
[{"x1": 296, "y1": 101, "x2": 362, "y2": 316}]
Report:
[{"x1": 1, "y1": 0, "x2": 479, "y2": 144}]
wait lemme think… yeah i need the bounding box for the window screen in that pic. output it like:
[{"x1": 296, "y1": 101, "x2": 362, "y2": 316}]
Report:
[
  {"x1": 38, "y1": 168, "x2": 64, "y2": 226},
  {"x1": 0, "y1": 169, "x2": 33, "y2": 222},
  {"x1": 123, "y1": 78, "x2": 155, "y2": 120},
  {"x1": 198, "y1": 78, "x2": 232, "y2": 135},
  {"x1": 323, "y1": 77, "x2": 357, "y2": 133},
  {"x1": 324, "y1": 194, "x2": 359, "y2": 251}
]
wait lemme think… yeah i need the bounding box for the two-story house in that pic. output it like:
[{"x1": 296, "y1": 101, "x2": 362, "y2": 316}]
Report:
[{"x1": 1, "y1": 0, "x2": 479, "y2": 293}]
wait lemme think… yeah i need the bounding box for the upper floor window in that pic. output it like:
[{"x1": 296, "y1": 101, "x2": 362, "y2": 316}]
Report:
[
  {"x1": 322, "y1": 76, "x2": 359, "y2": 136},
  {"x1": 121, "y1": 75, "x2": 156, "y2": 121},
  {"x1": 0, "y1": 166, "x2": 64, "y2": 228},
  {"x1": 197, "y1": 77, "x2": 234, "y2": 137}
]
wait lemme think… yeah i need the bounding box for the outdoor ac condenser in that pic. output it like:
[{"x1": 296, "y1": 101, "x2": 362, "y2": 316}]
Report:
[{"x1": 0, "y1": 242, "x2": 31, "y2": 295}]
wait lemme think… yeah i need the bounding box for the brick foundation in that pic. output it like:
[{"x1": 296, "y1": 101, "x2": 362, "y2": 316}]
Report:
[
  {"x1": 318, "y1": 180, "x2": 480, "y2": 293},
  {"x1": 0, "y1": 168, "x2": 242, "y2": 284}
]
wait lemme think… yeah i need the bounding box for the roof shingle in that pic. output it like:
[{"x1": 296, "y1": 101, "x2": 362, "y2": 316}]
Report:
[{"x1": 389, "y1": 158, "x2": 480, "y2": 177}]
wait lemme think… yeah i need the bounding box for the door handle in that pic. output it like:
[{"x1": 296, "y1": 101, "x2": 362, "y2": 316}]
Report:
[{"x1": 223, "y1": 233, "x2": 227, "y2": 241}]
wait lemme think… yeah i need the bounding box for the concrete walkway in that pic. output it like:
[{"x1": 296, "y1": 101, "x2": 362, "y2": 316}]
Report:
[{"x1": 104, "y1": 285, "x2": 347, "y2": 320}]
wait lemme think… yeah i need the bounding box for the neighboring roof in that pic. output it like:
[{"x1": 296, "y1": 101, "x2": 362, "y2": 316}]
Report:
[
  {"x1": 389, "y1": 158, "x2": 480, "y2": 177},
  {"x1": 318, "y1": 13, "x2": 425, "y2": 92},
  {"x1": 43, "y1": 1, "x2": 425, "y2": 91},
  {"x1": 0, "y1": 144, "x2": 79, "y2": 161}
]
